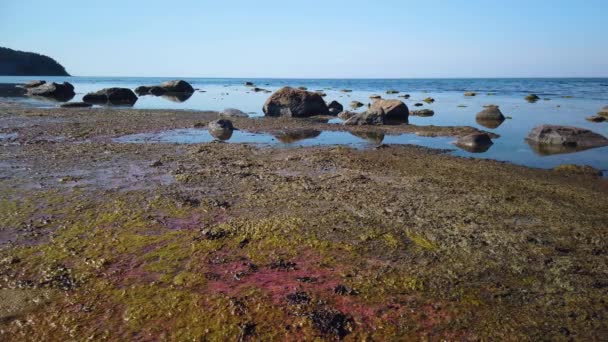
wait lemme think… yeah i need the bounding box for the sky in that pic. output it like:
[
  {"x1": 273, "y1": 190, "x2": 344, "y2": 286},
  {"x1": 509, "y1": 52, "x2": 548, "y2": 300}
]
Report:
[{"x1": 1, "y1": 0, "x2": 607, "y2": 78}]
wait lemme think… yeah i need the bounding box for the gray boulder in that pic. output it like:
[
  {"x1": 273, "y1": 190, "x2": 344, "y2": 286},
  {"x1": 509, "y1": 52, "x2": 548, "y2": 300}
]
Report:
[
  {"x1": 344, "y1": 111, "x2": 385, "y2": 126},
  {"x1": 27, "y1": 82, "x2": 75, "y2": 102},
  {"x1": 368, "y1": 99, "x2": 409, "y2": 123},
  {"x1": 83, "y1": 88, "x2": 138, "y2": 106},
  {"x1": 263, "y1": 87, "x2": 329, "y2": 117},
  {"x1": 526, "y1": 125, "x2": 608, "y2": 149},
  {"x1": 476, "y1": 105, "x2": 505, "y2": 121}
]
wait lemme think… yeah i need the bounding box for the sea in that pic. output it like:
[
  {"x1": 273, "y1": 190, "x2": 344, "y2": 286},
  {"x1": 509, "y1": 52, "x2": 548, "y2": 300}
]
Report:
[{"x1": 1, "y1": 76, "x2": 607, "y2": 173}]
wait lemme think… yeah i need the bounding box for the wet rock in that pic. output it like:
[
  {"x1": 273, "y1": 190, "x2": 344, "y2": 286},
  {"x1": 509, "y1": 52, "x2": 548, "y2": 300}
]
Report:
[
  {"x1": 414, "y1": 103, "x2": 423, "y2": 107},
  {"x1": 338, "y1": 111, "x2": 356, "y2": 121},
  {"x1": 327, "y1": 100, "x2": 343, "y2": 115},
  {"x1": 526, "y1": 125, "x2": 608, "y2": 150},
  {"x1": 369, "y1": 95, "x2": 382, "y2": 100},
  {"x1": 60, "y1": 102, "x2": 92, "y2": 108},
  {"x1": 27, "y1": 82, "x2": 75, "y2": 102},
  {"x1": 398, "y1": 94, "x2": 411, "y2": 99},
  {"x1": 83, "y1": 88, "x2": 138, "y2": 106},
  {"x1": 344, "y1": 111, "x2": 384, "y2": 126},
  {"x1": 368, "y1": 99, "x2": 409, "y2": 123},
  {"x1": 263, "y1": 87, "x2": 329, "y2": 117},
  {"x1": 411, "y1": 109, "x2": 434, "y2": 117},
  {"x1": 586, "y1": 115, "x2": 606, "y2": 123},
  {"x1": 553, "y1": 164, "x2": 602, "y2": 178},
  {"x1": 464, "y1": 92, "x2": 477, "y2": 96},
  {"x1": 208, "y1": 119, "x2": 234, "y2": 141},
  {"x1": 386, "y1": 90, "x2": 399, "y2": 94},
  {"x1": 476, "y1": 105, "x2": 505, "y2": 128},
  {"x1": 455, "y1": 133, "x2": 494, "y2": 153},
  {"x1": 274, "y1": 129, "x2": 321, "y2": 143},
  {"x1": 350, "y1": 101, "x2": 364, "y2": 109},
  {"x1": 423, "y1": 97, "x2": 435, "y2": 103},
  {"x1": 525, "y1": 94, "x2": 540, "y2": 102},
  {"x1": 0, "y1": 83, "x2": 27, "y2": 97},
  {"x1": 340, "y1": 89, "x2": 352, "y2": 93},
  {"x1": 308, "y1": 309, "x2": 353, "y2": 338},
  {"x1": 23, "y1": 80, "x2": 46, "y2": 89},
  {"x1": 244, "y1": 81, "x2": 254, "y2": 86},
  {"x1": 162, "y1": 92, "x2": 193, "y2": 103},
  {"x1": 222, "y1": 108, "x2": 249, "y2": 118},
  {"x1": 298, "y1": 86, "x2": 308, "y2": 90},
  {"x1": 161, "y1": 80, "x2": 194, "y2": 93}
]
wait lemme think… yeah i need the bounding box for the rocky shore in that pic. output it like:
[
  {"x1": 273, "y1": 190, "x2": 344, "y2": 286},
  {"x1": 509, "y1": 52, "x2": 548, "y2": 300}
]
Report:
[{"x1": 0, "y1": 100, "x2": 607, "y2": 340}]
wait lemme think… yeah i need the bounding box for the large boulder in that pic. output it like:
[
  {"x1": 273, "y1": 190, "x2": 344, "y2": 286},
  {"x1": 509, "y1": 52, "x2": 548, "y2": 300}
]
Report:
[
  {"x1": 368, "y1": 99, "x2": 409, "y2": 123},
  {"x1": 160, "y1": 80, "x2": 194, "y2": 93},
  {"x1": 455, "y1": 133, "x2": 494, "y2": 153},
  {"x1": 27, "y1": 82, "x2": 75, "y2": 102},
  {"x1": 328, "y1": 101, "x2": 343, "y2": 115},
  {"x1": 526, "y1": 125, "x2": 608, "y2": 149},
  {"x1": 344, "y1": 111, "x2": 384, "y2": 126},
  {"x1": 83, "y1": 88, "x2": 138, "y2": 106},
  {"x1": 263, "y1": 87, "x2": 329, "y2": 117}
]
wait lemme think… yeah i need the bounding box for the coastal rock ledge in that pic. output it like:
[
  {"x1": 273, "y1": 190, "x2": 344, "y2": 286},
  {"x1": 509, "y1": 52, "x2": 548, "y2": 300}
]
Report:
[
  {"x1": 526, "y1": 125, "x2": 608, "y2": 149},
  {"x1": 263, "y1": 87, "x2": 329, "y2": 117}
]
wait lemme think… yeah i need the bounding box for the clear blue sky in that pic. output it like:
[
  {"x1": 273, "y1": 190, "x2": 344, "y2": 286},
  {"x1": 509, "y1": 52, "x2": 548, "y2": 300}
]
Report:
[{"x1": 1, "y1": 0, "x2": 607, "y2": 78}]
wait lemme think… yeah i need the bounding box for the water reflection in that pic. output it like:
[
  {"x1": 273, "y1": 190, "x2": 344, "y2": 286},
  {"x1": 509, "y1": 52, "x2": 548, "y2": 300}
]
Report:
[
  {"x1": 454, "y1": 142, "x2": 493, "y2": 153},
  {"x1": 349, "y1": 131, "x2": 385, "y2": 144},
  {"x1": 274, "y1": 129, "x2": 321, "y2": 143},
  {"x1": 209, "y1": 128, "x2": 233, "y2": 141},
  {"x1": 476, "y1": 118, "x2": 504, "y2": 129},
  {"x1": 526, "y1": 141, "x2": 597, "y2": 156},
  {"x1": 162, "y1": 92, "x2": 193, "y2": 103}
]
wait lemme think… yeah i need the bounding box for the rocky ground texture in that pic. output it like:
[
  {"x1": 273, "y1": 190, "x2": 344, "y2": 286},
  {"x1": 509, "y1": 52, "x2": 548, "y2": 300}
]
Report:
[{"x1": 0, "y1": 106, "x2": 606, "y2": 340}]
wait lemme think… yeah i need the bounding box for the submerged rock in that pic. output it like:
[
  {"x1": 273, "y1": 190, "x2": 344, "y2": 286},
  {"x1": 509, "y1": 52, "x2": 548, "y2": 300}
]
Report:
[
  {"x1": 222, "y1": 108, "x2": 248, "y2": 118},
  {"x1": 60, "y1": 102, "x2": 92, "y2": 108},
  {"x1": 586, "y1": 115, "x2": 606, "y2": 123},
  {"x1": 398, "y1": 94, "x2": 411, "y2": 99},
  {"x1": 27, "y1": 82, "x2": 75, "y2": 102},
  {"x1": 526, "y1": 125, "x2": 608, "y2": 150},
  {"x1": 423, "y1": 97, "x2": 435, "y2": 103},
  {"x1": 244, "y1": 81, "x2": 254, "y2": 87},
  {"x1": 208, "y1": 119, "x2": 234, "y2": 141},
  {"x1": 386, "y1": 90, "x2": 399, "y2": 94},
  {"x1": 368, "y1": 99, "x2": 409, "y2": 123},
  {"x1": 327, "y1": 100, "x2": 343, "y2": 115},
  {"x1": 350, "y1": 101, "x2": 364, "y2": 109},
  {"x1": 455, "y1": 133, "x2": 494, "y2": 153},
  {"x1": 411, "y1": 109, "x2": 434, "y2": 117},
  {"x1": 83, "y1": 88, "x2": 138, "y2": 106},
  {"x1": 525, "y1": 94, "x2": 540, "y2": 102},
  {"x1": 464, "y1": 92, "x2": 477, "y2": 96},
  {"x1": 263, "y1": 87, "x2": 329, "y2": 117},
  {"x1": 344, "y1": 111, "x2": 384, "y2": 125}
]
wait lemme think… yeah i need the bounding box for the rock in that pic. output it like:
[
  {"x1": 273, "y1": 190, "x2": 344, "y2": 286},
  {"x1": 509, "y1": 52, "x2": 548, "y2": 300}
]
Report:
[
  {"x1": 525, "y1": 94, "x2": 540, "y2": 102},
  {"x1": 60, "y1": 102, "x2": 92, "y2": 108},
  {"x1": 476, "y1": 105, "x2": 505, "y2": 121},
  {"x1": 222, "y1": 108, "x2": 248, "y2": 118},
  {"x1": 162, "y1": 93, "x2": 193, "y2": 103},
  {"x1": 298, "y1": 86, "x2": 308, "y2": 90},
  {"x1": 586, "y1": 115, "x2": 606, "y2": 123},
  {"x1": 368, "y1": 99, "x2": 409, "y2": 123},
  {"x1": 597, "y1": 106, "x2": 608, "y2": 118},
  {"x1": 150, "y1": 86, "x2": 168, "y2": 96},
  {"x1": 455, "y1": 133, "x2": 494, "y2": 153},
  {"x1": 244, "y1": 81, "x2": 254, "y2": 86},
  {"x1": 386, "y1": 90, "x2": 399, "y2": 94},
  {"x1": 340, "y1": 89, "x2": 352, "y2": 93},
  {"x1": 369, "y1": 95, "x2": 382, "y2": 100},
  {"x1": 526, "y1": 125, "x2": 608, "y2": 150},
  {"x1": 398, "y1": 94, "x2": 410, "y2": 99},
  {"x1": 553, "y1": 164, "x2": 602, "y2": 177},
  {"x1": 464, "y1": 92, "x2": 477, "y2": 96},
  {"x1": 338, "y1": 111, "x2": 356, "y2": 120},
  {"x1": 160, "y1": 80, "x2": 194, "y2": 93},
  {"x1": 414, "y1": 103, "x2": 423, "y2": 107},
  {"x1": 327, "y1": 101, "x2": 343, "y2": 115},
  {"x1": 315, "y1": 91, "x2": 327, "y2": 97},
  {"x1": 23, "y1": 80, "x2": 46, "y2": 88},
  {"x1": 274, "y1": 129, "x2": 321, "y2": 143},
  {"x1": 135, "y1": 85, "x2": 167, "y2": 96},
  {"x1": 83, "y1": 88, "x2": 138, "y2": 106},
  {"x1": 0, "y1": 84, "x2": 27, "y2": 97},
  {"x1": 263, "y1": 87, "x2": 329, "y2": 117},
  {"x1": 411, "y1": 109, "x2": 434, "y2": 117},
  {"x1": 423, "y1": 97, "x2": 435, "y2": 104},
  {"x1": 208, "y1": 119, "x2": 234, "y2": 141},
  {"x1": 252, "y1": 87, "x2": 268, "y2": 93},
  {"x1": 27, "y1": 82, "x2": 75, "y2": 102},
  {"x1": 344, "y1": 111, "x2": 384, "y2": 126},
  {"x1": 350, "y1": 101, "x2": 364, "y2": 109}
]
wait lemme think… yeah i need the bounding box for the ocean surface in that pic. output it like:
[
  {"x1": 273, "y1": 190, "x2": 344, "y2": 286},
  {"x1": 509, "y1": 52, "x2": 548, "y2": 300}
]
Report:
[{"x1": 1, "y1": 76, "x2": 607, "y2": 173}]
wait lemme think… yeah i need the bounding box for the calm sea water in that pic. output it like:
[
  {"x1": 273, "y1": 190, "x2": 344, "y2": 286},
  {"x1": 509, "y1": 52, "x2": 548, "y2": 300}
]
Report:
[{"x1": 1, "y1": 76, "x2": 607, "y2": 172}]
